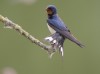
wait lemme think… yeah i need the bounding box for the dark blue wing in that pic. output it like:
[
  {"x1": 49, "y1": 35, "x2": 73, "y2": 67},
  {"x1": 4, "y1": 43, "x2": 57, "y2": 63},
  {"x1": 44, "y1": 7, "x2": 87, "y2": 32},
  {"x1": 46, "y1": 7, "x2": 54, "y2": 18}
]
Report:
[{"x1": 47, "y1": 18, "x2": 68, "y2": 31}]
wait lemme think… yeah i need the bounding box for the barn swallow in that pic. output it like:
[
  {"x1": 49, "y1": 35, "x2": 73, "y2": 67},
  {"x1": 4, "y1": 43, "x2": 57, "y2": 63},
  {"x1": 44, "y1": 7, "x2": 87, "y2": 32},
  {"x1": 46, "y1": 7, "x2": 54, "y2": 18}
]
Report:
[{"x1": 45, "y1": 5, "x2": 84, "y2": 57}]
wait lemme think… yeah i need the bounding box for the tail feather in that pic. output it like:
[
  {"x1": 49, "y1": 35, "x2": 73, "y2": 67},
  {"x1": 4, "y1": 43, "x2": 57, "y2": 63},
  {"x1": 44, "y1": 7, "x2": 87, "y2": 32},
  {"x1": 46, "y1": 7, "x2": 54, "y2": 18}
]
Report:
[
  {"x1": 69, "y1": 34, "x2": 85, "y2": 48},
  {"x1": 62, "y1": 31, "x2": 84, "y2": 48},
  {"x1": 75, "y1": 41, "x2": 85, "y2": 48}
]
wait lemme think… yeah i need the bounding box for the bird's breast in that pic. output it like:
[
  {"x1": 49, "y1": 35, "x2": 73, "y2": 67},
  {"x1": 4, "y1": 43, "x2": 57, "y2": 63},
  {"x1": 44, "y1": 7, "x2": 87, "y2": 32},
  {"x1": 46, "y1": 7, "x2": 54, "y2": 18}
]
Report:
[{"x1": 47, "y1": 24, "x2": 56, "y2": 34}]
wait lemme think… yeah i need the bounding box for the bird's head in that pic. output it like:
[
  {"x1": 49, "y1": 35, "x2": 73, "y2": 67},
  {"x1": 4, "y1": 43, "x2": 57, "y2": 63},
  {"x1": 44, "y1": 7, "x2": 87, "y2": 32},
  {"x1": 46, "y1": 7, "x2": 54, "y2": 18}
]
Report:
[{"x1": 46, "y1": 5, "x2": 57, "y2": 16}]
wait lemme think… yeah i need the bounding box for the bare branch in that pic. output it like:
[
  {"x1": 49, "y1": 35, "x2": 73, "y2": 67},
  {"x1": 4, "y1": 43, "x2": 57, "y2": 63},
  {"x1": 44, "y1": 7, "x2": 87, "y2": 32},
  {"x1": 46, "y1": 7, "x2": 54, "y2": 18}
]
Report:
[{"x1": 0, "y1": 15, "x2": 55, "y2": 57}]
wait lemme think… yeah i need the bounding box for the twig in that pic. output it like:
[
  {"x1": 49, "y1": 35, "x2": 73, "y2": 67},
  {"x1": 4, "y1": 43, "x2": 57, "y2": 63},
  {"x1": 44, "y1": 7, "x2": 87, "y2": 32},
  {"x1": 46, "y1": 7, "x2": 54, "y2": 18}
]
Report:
[{"x1": 0, "y1": 15, "x2": 55, "y2": 56}]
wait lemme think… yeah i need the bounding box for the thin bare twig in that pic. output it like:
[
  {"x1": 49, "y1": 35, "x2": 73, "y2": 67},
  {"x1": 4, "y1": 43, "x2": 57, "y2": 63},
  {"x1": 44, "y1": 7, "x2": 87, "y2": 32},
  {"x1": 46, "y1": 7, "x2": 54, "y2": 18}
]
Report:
[{"x1": 0, "y1": 15, "x2": 55, "y2": 56}]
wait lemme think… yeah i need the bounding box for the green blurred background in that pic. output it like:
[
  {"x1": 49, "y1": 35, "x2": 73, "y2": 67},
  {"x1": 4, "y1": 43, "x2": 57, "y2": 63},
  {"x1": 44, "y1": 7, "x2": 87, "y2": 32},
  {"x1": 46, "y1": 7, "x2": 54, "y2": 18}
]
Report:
[{"x1": 0, "y1": 0, "x2": 100, "y2": 74}]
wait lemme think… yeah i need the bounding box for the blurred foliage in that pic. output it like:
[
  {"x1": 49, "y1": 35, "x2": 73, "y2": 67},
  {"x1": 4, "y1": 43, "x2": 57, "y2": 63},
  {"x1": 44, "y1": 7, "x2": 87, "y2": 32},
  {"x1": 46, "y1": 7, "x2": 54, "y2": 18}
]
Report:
[{"x1": 0, "y1": 0, "x2": 100, "y2": 74}]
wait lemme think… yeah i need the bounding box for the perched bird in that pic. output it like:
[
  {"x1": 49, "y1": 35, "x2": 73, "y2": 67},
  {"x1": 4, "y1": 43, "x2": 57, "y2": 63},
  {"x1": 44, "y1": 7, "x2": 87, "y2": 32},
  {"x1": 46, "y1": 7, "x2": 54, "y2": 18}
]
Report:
[{"x1": 45, "y1": 5, "x2": 84, "y2": 57}]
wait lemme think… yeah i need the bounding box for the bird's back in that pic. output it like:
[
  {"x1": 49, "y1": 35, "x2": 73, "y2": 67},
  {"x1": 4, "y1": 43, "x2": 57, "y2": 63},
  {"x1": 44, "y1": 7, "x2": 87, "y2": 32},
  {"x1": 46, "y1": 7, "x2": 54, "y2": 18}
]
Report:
[{"x1": 47, "y1": 15, "x2": 68, "y2": 31}]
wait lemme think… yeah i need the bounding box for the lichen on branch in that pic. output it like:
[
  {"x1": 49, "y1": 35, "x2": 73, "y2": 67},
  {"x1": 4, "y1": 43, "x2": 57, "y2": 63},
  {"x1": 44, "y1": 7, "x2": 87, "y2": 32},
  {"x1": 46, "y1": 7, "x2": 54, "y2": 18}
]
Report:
[{"x1": 0, "y1": 15, "x2": 55, "y2": 58}]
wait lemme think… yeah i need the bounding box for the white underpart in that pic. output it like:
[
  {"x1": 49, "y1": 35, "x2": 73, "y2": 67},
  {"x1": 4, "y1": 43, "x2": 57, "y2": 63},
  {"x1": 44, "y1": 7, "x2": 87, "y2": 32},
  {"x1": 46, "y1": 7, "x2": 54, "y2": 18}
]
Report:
[
  {"x1": 45, "y1": 37, "x2": 53, "y2": 42},
  {"x1": 47, "y1": 24, "x2": 56, "y2": 34},
  {"x1": 46, "y1": 24, "x2": 56, "y2": 43},
  {"x1": 53, "y1": 40, "x2": 57, "y2": 44}
]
